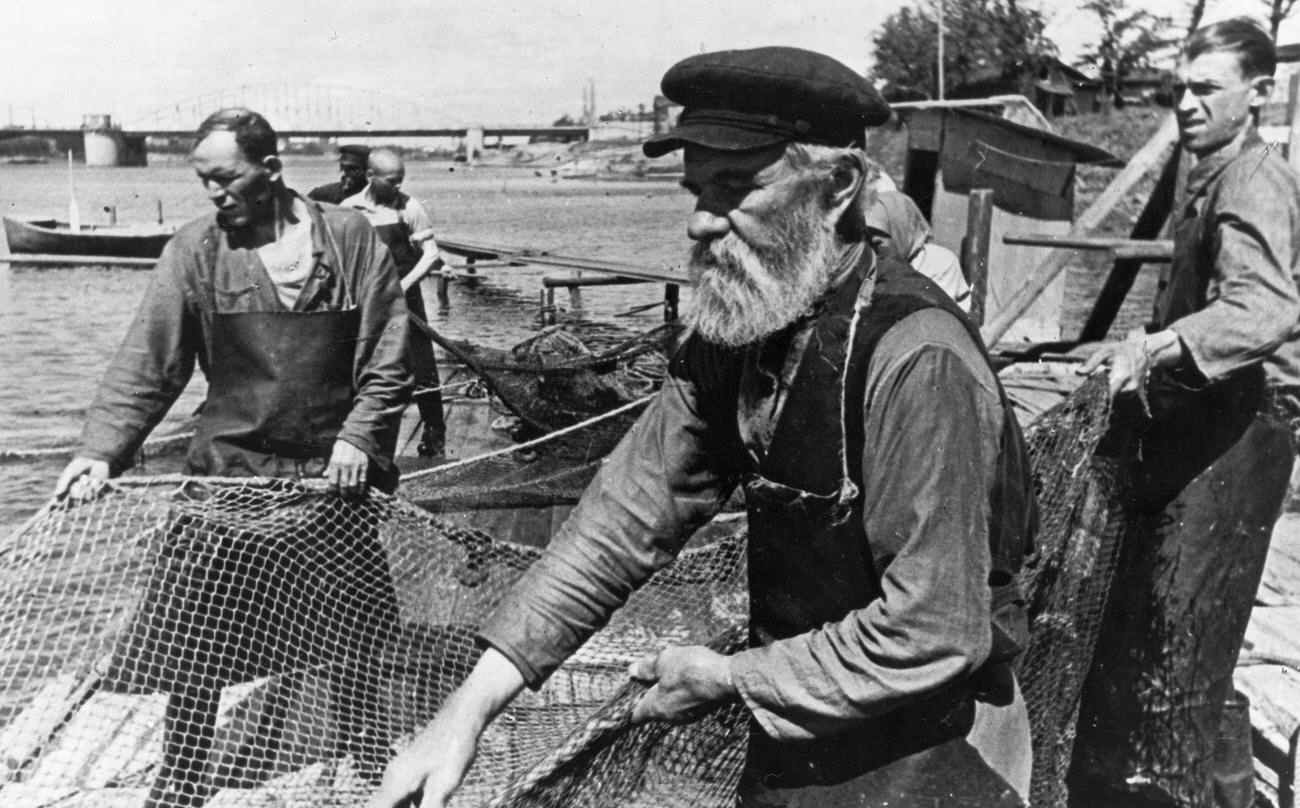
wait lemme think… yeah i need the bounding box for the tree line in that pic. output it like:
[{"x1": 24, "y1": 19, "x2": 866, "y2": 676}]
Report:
[{"x1": 872, "y1": 0, "x2": 1297, "y2": 106}]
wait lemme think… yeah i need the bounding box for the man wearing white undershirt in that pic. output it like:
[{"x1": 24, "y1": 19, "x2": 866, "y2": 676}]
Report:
[
  {"x1": 55, "y1": 108, "x2": 411, "y2": 808},
  {"x1": 343, "y1": 148, "x2": 447, "y2": 456}
]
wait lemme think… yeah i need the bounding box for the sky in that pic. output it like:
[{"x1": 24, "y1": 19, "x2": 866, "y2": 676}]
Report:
[{"x1": 0, "y1": 0, "x2": 1290, "y2": 130}]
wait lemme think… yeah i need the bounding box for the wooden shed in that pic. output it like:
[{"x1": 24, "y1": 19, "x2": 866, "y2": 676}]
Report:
[{"x1": 894, "y1": 104, "x2": 1120, "y2": 344}]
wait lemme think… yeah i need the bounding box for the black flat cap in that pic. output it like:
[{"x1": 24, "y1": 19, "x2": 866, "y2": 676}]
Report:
[
  {"x1": 338, "y1": 144, "x2": 371, "y2": 160},
  {"x1": 644, "y1": 46, "x2": 890, "y2": 158}
]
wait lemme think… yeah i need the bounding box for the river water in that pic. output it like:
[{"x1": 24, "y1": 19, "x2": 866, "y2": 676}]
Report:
[{"x1": 0, "y1": 154, "x2": 695, "y2": 534}]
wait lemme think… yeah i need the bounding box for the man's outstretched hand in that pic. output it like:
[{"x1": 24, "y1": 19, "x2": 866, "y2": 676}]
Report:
[{"x1": 367, "y1": 648, "x2": 525, "y2": 808}]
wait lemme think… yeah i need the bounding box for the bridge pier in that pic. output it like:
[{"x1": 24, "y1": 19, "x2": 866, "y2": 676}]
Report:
[{"x1": 464, "y1": 126, "x2": 484, "y2": 166}]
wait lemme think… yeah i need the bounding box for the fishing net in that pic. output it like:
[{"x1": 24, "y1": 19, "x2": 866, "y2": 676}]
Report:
[
  {"x1": 1014, "y1": 375, "x2": 1132, "y2": 808},
  {"x1": 0, "y1": 374, "x2": 1130, "y2": 808},
  {"x1": 401, "y1": 323, "x2": 675, "y2": 512},
  {"x1": 0, "y1": 476, "x2": 748, "y2": 807}
]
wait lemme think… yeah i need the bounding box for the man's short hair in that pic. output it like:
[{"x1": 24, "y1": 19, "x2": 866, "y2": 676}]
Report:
[
  {"x1": 195, "y1": 108, "x2": 278, "y2": 162},
  {"x1": 1186, "y1": 17, "x2": 1276, "y2": 79}
]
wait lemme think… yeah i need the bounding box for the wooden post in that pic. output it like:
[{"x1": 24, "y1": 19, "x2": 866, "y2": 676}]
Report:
[
  {"x1": 980, "y1": 113, "x2": 1180, "y2": 347},
  {"x1": 962, "y1": 189, "x2": 994, "y2": 326},
  {"x1": 664, "y1": 284, "x2": 680, "y2": 322},
  {"x1": 1289, "y1": 72, "x2": 1300, "y2": 173},
  {"x1": 568, "y1": 270, "x2": 584, "y2": 314}
]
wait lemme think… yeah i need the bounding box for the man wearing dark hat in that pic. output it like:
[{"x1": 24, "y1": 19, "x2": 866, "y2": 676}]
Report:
[
  {"x1": 370, "y1": 46, "x2": 1036, "y2": 808},
  {"x1": 308, "y1": 143, "x2": 372, "y2": 204}
]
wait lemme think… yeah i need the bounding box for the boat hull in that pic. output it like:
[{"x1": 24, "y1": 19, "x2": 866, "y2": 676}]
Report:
[{"x1": 3, "y1": 216, "x2": 174, "y2": 259}]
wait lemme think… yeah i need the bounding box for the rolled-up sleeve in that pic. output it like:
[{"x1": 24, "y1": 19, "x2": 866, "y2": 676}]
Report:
[
  {"x1": 1170, "y1": 156, "x2": 1300, "y2": 381},
  {"x1": 730, "y1": 310, "x2": 1003, "y2": 740},
  {"x1": 480, "y1": 372, "x2": 740, "y2": 687},
  {"x1": 79, "y1": 240, "x2": 199, "y2": 471}
]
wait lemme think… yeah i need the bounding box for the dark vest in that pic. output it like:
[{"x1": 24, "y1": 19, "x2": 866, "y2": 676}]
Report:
[{"x1": 671, "y1": 250, "x2": 1035, "y2": 801}]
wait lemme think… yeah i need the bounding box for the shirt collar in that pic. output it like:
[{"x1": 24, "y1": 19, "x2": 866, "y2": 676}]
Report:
[{"x1": 1186, "y1": 126, "x2": 1267, "y2": 199}]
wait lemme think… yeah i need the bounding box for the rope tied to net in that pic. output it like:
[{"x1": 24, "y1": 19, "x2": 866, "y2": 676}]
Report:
[{"x1": 401, "y1": 394, "x2": 653, "y2": 482}]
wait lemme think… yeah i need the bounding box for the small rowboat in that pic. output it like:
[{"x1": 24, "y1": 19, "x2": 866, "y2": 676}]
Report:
[{"x1": 2, "y1": 215, "x2": 175, "y2": 259}]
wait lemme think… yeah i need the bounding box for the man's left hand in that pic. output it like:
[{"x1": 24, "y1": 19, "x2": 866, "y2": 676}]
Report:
[
  {"x1": 325, "y1": 439, "x2": 369, "y2": 498},
  {"x1": 1077, "y1": 329, "x2": 1187, "y2": 398},
  {"x1": 628, "y1": 645, "x2": 737, "y2": 724}
]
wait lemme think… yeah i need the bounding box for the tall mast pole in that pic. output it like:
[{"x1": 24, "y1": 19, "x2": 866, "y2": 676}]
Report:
[{"x1": 937, "y1": 0, "x2": 946, "y2": 100}]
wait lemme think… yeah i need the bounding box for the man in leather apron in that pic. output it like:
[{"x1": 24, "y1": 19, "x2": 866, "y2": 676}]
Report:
[
  {"x1": 55, "y1": 108, "x2": 412, "y2": 808},
  {"x1": 370, "y1": 48, "x2": 1037, "y2": 808},
  {"x1": 1073, "y1": 19, "x2": 1300, "y2": 808},
  {"x1": 342, "y1": 147, "x2": 448, "y2": 457},
  {"x1": 308, "y1": 143, "x2": 371, "y2": 205}
]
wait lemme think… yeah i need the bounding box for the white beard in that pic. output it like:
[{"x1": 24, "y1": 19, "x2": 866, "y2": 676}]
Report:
[{"x1": 684, "y1": 192, "x2": 839, "y2": 348}]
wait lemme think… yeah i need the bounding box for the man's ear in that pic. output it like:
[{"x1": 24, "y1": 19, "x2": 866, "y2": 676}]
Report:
[
  {"x1": 1249, "y1": 75, "x2": 1275, "y2": 110},
  {"x1": 829, "y1": 152, "x2": 866, "y2": 210},
  {"x1": 261, "y1": 155, "x2": 283, "y2": 181},
  {"x1": 830, "y1": 151, "x2": 875, "y2": 240}
]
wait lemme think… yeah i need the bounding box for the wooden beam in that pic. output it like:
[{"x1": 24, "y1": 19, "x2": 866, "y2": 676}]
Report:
[
  {"x1": 438, "y1": 238, "x2": 691, "y2": 285},
  {"x1": 1288, "y1": 72, "x2": 1300, "y2": 174},
  {"x1": 0, "y1": 253, "x2": 157, "y2": 267},
  {"x1": 1003, "y1": 233, "x2": 1174, "y2": 259},
  {"x1": 962, "y1": 189, "x2": 994, "y2": 326},
  {"x1": 980, "y1": 114, "x2": 1180, "y2": 346}
]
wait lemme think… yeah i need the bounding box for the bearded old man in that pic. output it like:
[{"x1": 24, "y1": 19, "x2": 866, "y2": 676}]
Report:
[{"x1": 370, "y1": 47, "x2": 1037, "y2": 808}]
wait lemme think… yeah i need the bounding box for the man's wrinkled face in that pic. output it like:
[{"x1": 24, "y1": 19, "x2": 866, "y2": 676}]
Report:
[
  {"x1": 191, "y1": 130, "x2": 277, "y2": 229},
  {"x1": 368, "y1": 163, "x2": 405, "y2": 205},
  {"x1": 1175, "y1": 50, "x2": 1271, "y2": 156},
  {"x1": 680, "y1": 143, "x2": 840, "y2": 347},
  {"x1": 339, "y1": 154, "x2": 368, "y2": 194}
]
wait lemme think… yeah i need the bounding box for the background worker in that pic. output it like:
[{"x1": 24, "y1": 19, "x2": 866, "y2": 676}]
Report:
[
  {"x1": 1072, "y1": 18, "x2": 1300, "y2": 808},
  {"x1": 370, "y1": 46, "x2": 1036, "y2": 808},
  {"x1": 55, "y1": 108, "x2": 411, "y2": 808},
  {"x1": 343, "y1": 147, "x2": 448, "y2": 457},
  {"x1": 308, "y1": 142, "x2": 371, "y2": 204},
  {"x1": 865, "y1": 190, "x2": 972, "y2": 312}
]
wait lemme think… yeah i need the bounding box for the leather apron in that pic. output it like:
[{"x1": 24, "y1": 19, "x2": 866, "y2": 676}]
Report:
[
  {"x1": 185, "y1": 307, "x2": 373, "y2": 483},
  {"x1": 729, "y1": 254, "x2": 1033, "y2": 808},
  {"x1": 107, "y1": 308, "x2": 401, "y2": 693}
]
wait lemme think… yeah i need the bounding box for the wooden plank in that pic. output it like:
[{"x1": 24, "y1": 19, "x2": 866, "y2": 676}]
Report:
[
  {"x1": 1243, "y1": 607, "x2": 1300, "y2": 662},
  {"x1": 1290, "y1": 72, "x2": 1300, "y2": 174},
  {"x1": 0, "y1": 254, "x2": 157, "y2": 267},
  {"x1": 1003, "y1": 233, "x2": 1174, "y2": 260},
  {"x1": 0, "y1": 673, "x2": 100, "y2": 781},
  {"x1": 1235, "y1": 664, "x2": 1300, "y2": 803},
  {"x1": 438, "y1": 238, "x2": 690, "y2": 286},
  {"x1": 962, "y1": 189, "x2": 994, "y2": 326},
  {"x1": 542, "y1": 274, "x2": 650, "y2": 288},
  {"x1": 21, "y1": 692, "x2": 164, "y2": 789},
  {"x1": 1261, "y1": 515, "x2": 1300, "y2": 606}
]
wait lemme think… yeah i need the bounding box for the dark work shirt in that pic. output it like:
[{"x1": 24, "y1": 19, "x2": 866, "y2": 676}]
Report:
[
  {"x1": 481, "y1": 299, "x2": 1004, "y2": 741},
  {"x1": 307, "y1": 181, "x2": 352, "y2": 205},
  {"x1": 1159, "y1": 128, "x2": 1300, "y2": 401}
]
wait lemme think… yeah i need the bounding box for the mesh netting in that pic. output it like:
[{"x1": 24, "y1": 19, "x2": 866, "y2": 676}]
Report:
[
  {"x1": 1015, "y1": 375, "x2": 1131, "y2": 808},
  {"x1": 0, "y1": 374, "x2": 1128, "y2": 808}
]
